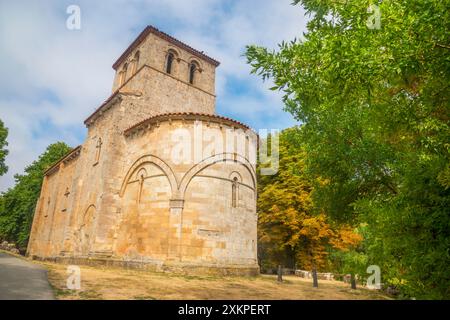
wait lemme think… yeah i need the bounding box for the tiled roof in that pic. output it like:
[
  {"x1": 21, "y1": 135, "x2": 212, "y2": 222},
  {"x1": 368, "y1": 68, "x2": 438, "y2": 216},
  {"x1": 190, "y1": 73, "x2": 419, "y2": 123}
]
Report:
[
  {"x1": 124, "y1": 112, "x2": 253, "y2": 136},
  {"x1": 112, "y1": 25, "x2": 220, "y2": 70}
]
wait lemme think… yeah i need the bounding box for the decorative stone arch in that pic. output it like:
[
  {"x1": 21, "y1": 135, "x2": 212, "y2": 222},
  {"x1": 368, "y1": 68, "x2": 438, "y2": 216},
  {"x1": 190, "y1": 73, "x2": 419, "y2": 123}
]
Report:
[
  {"x1": 130, "y1": 50, "x2": 140, "y2": 75},
  {"x1": 166, "y1": 47, "x2": 180, "y2": 58},
  {"x1": 229, "y1": 171, "x2": 242, "y2": 182},
  {"x1": 188, "y1": 58, "x2": 201, "y2": 85},
  {"x1": 119, "y1": 154, "x2": 177, "y2": 197},
  {"x1": 78, "y1": 204, "x2": 97, "y2": 256},
  {"x1": 187, "y1": 56, "x2": 203, "y2": 70},
  {"x1": 119, "y1": 62, "x2": 128, "y2": 86},
  {"x1": 178, "y1": 152, "x2": 256, "y2": 198},
  {"x1": 135, "y1": 167, "x2": 148, "y2": 180},
  {"x1": 80, "y1": 204, "x2": 96, "y2": 226}
]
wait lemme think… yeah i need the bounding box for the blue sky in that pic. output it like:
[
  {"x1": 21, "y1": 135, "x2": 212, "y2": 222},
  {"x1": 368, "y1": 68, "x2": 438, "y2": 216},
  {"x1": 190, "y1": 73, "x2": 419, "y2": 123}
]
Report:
[{"x1": 0, "y1": 0, "x2": 308, "y2": 191}]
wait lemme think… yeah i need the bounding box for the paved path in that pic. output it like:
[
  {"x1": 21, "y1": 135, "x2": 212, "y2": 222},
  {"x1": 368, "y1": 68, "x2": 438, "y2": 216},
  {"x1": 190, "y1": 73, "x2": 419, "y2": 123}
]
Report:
[{"x1": 0, "y1": 252, "x2": 54, "y2": 300}]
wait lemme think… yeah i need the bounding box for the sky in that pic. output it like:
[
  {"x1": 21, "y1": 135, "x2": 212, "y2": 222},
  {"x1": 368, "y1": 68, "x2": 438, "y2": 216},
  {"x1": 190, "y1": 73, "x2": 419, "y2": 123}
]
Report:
[{"x1": 0, "y1": 0, "x2": 309, "y2": 192}]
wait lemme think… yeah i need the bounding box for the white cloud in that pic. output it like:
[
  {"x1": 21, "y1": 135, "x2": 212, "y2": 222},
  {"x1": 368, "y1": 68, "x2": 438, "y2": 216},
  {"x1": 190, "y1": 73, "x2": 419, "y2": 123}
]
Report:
[{"x1": 0, "y1": 0, "x2": 308, "y2": 192}]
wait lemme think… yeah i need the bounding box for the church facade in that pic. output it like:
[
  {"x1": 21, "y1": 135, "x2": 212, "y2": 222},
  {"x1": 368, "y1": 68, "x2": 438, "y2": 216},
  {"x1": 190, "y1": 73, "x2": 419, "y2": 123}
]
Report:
[{"x1": 27, "y1": 26, "x2": 259, "y2": 275}]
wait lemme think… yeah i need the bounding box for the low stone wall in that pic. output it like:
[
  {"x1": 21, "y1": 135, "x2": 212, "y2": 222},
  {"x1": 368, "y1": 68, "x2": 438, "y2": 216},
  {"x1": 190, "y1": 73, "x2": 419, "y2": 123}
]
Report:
[
  {"x1": 0, "y1": 241, "x2": 20, "y2": 255},
  {"x1": 29, "y1": 255, "x2": 260, "y2": 276},
  {"x1": 295, "y1": 269, "x2": 334, "y2": 281}
]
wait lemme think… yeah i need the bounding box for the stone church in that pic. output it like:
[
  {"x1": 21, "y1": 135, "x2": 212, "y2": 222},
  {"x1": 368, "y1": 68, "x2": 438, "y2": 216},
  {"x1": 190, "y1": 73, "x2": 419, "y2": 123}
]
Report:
[{"x1": 27, "y1": 26, "x2": 258, "y2": 275}]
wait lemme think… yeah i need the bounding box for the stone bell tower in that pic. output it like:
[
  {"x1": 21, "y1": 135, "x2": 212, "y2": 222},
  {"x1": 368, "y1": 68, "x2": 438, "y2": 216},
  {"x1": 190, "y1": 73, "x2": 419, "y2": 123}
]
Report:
[{"x1": 109, "y1": 26, "x2": 219, "y2": 117}]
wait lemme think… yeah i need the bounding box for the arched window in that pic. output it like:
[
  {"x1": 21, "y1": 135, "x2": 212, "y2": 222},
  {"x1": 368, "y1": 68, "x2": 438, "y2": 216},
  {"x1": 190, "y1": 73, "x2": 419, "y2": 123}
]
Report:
[
  {"x1": 189, "y1": 62, "x2": 196, "y2": 84},
  {"x1": 232, "y1": 177, "x2": 238, "y2": 208},
  {"x1": 118, "y1": 71, "x2": 124, "y2": 87},
  {"x1": 136, "y1": 168, "x2": 147, "y2": 204},
  {"x1": 131, "y1": 51, "x2": 140, "y2": 75},
  {"x1": 119, "y1": 63, "x2": 128, "y2": 86},
  {"x1": 166, "y1": 52, "x2": 174, "y2": 74}
]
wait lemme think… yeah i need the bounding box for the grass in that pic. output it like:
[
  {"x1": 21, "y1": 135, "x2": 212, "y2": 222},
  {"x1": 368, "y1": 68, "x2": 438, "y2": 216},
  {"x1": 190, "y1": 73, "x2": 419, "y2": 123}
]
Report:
[{"x1": 38, "y1": 261, "x2": 392, "y2": 300}]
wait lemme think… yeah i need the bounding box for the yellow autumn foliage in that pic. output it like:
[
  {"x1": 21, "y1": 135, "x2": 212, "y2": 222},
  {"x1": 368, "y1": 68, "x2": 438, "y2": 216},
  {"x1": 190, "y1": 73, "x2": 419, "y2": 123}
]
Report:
[{"x1": 258, "y1": 128, "x2": 362, "y2": 271}]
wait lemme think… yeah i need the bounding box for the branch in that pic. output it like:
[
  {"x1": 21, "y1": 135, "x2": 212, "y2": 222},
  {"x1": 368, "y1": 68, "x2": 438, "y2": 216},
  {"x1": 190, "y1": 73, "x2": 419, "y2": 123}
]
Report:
[{"x1": 435, "y1": 43, "x2": 450, "y2": 50}]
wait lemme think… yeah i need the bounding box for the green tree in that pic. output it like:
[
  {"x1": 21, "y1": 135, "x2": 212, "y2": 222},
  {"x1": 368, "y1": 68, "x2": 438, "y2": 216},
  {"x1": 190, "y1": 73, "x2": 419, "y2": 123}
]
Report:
[
  {"x1": 247, "y1": 0, "x2": 449, "y2": 298},
  {"x1": 0, "y1": 142, "x2": 71, "y2": 251},
  {"x1": 0, "y1": 119, "x2": 8, "y2": 176}
]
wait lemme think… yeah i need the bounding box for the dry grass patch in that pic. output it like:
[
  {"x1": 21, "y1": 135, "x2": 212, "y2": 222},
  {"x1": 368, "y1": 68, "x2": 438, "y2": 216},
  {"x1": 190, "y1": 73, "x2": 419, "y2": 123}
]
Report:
[{"x1": 40, "y1": 262, "x2": 391, "y2": 300}]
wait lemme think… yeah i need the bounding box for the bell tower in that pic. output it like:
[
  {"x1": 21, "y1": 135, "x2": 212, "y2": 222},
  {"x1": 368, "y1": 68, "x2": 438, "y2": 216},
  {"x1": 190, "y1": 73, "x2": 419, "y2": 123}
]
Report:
[{"x1": 109, "y1": 26, "x2": 220, "y2": 115}]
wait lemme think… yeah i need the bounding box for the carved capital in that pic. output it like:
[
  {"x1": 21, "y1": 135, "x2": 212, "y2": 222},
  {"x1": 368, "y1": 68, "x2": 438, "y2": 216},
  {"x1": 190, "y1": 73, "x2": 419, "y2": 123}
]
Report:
[{"x1": 169, "y1": 199, "x2": 184, "y2": 209}]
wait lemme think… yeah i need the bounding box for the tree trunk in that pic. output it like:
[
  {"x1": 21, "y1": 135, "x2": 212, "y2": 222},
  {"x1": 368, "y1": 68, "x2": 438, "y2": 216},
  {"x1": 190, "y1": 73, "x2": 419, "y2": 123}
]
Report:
[
  {"x1": 351, "y1": 273, "x2": 357, "y2": 289},
  {"x1": 277, "y1": 265, "x2": 283, "y2": 282},
  {"x1": 312, "y1": 267, "x2": 318, "y2": 288}
]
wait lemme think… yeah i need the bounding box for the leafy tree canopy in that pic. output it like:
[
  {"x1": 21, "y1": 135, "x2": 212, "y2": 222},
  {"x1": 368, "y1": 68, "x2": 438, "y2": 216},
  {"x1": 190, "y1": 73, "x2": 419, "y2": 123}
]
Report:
[
  {"x1": 0, "y1": 119, "x2": 8, "y2": 176},
  {"x1": 247, "y1": 0, "x2": 449, "y2": 298},
  {"x1": 0, "y1": 142, "x2": 72, "y2": 251}
]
